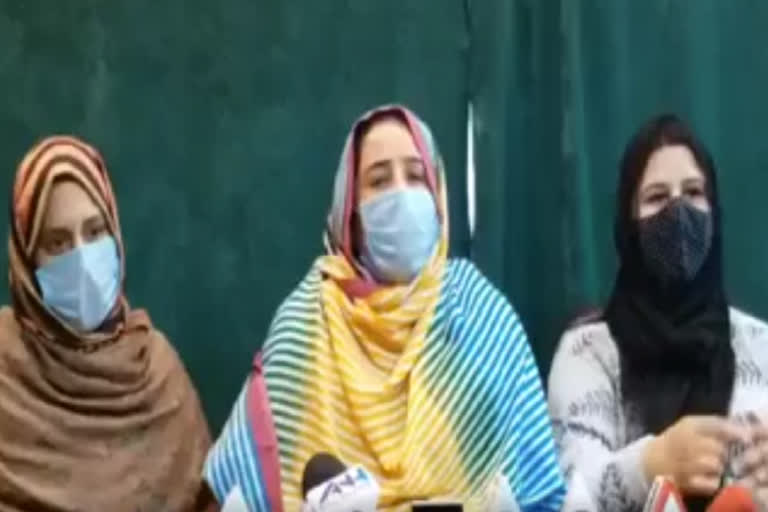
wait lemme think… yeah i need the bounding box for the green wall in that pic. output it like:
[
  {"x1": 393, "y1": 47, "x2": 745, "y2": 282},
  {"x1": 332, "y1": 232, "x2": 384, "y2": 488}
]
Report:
[
  {"x1": 2, "y1": 0, "x2": 768, "y2": 432},
  {"x1": 0, "y1": 1, "x2": 470, "y2": 431},
  {"x1": 471, "y1": 0, "x2": 768, "y2": 374}
]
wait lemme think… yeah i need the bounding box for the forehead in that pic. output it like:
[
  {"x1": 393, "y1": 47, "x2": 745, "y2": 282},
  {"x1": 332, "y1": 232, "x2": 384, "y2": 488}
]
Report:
[
  {"x1": 640, "y1": 144, "x2": 705, "y2": 187},
  {"x1": 41, "y1": 180, "x2": 102, "y2": 229},
  {"x1": 358, "y1": 119, "x2": 419, "y2": 165}
]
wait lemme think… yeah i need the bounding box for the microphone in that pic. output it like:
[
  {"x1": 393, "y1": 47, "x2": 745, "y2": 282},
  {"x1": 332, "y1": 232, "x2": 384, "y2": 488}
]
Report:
[
  {"x1": 706, "y1": 486, "x2": 756, "y2": 512},
  {"x1": 411, "y1": 501, "x2": 463, "y2": 511},
  {"x1": 302, "y1": 453, "x2": 347, "y2": 499},
  {"x1": 220, "y1": 485, "x2": 248, "y2": 512},
  {"x1": 643, "y1": 476, "x2": 686, "y2": 512},
  {"x1": 301, "y1": 453, "x2": 379, "y2": 512}
]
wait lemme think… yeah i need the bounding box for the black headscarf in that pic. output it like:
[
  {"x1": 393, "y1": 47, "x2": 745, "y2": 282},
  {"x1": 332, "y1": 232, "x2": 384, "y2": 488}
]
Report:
[{"x1": 604, "y1": 114, "x2": 734, "y2": 509}]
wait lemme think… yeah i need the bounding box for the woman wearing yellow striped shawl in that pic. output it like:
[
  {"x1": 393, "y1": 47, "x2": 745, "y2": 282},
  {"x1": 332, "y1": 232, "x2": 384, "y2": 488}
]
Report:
[{"x1": 204, "y1": 106, "x2": 565, "y2": 511}]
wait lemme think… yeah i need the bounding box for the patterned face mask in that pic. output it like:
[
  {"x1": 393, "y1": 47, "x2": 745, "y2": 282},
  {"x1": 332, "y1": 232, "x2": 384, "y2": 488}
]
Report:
[{"x1": 638, "y1": 198, "x2": 713, "y2": 284}]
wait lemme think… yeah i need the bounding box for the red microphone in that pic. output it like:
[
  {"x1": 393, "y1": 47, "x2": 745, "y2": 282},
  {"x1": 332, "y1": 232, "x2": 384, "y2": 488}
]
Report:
[
  {"x1": 706, "y1": 486, "x2": 756, "y2": 512},
  {"x1": 643, "y1": 477, "x2": 686, "y2": 512}
]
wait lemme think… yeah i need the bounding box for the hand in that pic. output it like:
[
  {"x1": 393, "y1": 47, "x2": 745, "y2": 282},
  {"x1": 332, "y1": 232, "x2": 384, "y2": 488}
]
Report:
[
  {"x1": 739, "y1": 425, "x2": 768, "y2": 482},
  {"x1": 643, "y1": 415, "x2": 746, "y2": 496},
  {"x1": 736, "y1": 420, "x2": 768, "y2": 509}
]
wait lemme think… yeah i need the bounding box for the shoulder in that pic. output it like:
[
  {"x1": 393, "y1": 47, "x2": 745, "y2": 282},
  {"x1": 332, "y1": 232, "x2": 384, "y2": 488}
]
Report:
[
  {"x1": 730, "y1": 307, "x2": 768, "y2": 360},
  {"x1": 134, "y1": 321, "x2": 208, "y2": 425},
  {"x1": 262, "y1": 265, "x2": 324, "y2": 355},
  {"x1": 144, "y1": 326, "x2": 180, "y2": 359},
  {"x1": 444, "y1": 258, "x2": 487, "y2": 289},
  {"x1": 124, "y1": 309, "x2": 193, "y2": 371},
  {"x1": 555, "y1": 320, "x2": 615, "y2": 356},
  {"x1": 0, "y1": 306, "x2": 20, "y2": 333},
  {"x1": 276, "y1": 265, "x2": 324, "y2": 312},
  {"x1": 551, "y1": 320, "x2": 619, "y2": 375},
  {"x1": 437, "y1": 260, "x2": 533, "y2": 358},
  {"x1": 264, "y1": 265, "x2": 323, "y2": 329},
  {"x1": 730, "y1": 307, "x2": 768, "y2": 343},
  {"x1": 130, "y1": 316, "x2": 191, "y2": 376},
  {"x1": 548, "y1": 321, "x2": 622, "y2": 418},
  {"x1": 444, "y1": 258, "x2": 518, "y2": 317},
  {"x1": 0, "y1": 307, "x2": 25, "y2": 362}
]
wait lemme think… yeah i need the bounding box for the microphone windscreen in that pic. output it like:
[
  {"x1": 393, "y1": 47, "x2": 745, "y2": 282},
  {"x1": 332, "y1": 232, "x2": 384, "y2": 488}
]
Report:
[
  {"x1": 643, "y1": 476, "x2": 685, "y2": 512},
  {"x1": 301, "y1": 453, "x2": 346, "y2": 498},
  {"x1": 706, "y1": 486, "x2": 756, "y2": 512}
]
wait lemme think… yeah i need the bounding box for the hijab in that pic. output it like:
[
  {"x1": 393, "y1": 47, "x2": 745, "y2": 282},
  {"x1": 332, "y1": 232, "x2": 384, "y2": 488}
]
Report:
[
  {"x1": 324, "y1": 106, "x2": 447, "y2": 295},
  {"x1": 204, "y1": 106, "x2": 566, "y2": 511},
  {"x1": 9, "y1": 135, "x2": 129, "y2": 346},
  {"x1": 0, "y1": 135, "x2": 211, "y2": 511},
  {"x1": 604, "y1": 115, "x2": 733, "y2": 509}
]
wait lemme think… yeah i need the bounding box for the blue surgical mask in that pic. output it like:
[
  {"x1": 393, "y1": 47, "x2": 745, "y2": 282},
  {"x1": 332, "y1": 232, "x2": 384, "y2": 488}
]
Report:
[
  {"x1": 35, "y1": 236, "x2": 120, "y2": 332},
  {"x1": 359, "y1": 187, "x2": 440, "y2": 283}
]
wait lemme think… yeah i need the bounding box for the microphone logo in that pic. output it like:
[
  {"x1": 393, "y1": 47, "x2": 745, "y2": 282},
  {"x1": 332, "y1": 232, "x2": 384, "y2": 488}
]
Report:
[
  {"x1": 319, "y1": 481, "x2": 343, "y2": 504},
  {"x1": 319, "y1": 467, "x2": 373, "y2": 503},
  {"x1": 303, "y1": 466, "x2": 379, "y2": 511}
]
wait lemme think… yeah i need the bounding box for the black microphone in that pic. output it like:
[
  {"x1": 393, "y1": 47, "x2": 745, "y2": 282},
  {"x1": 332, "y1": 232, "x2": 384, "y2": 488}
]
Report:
[{"x1": 302, "y1": 453, "x2": 347, "y2": 499}]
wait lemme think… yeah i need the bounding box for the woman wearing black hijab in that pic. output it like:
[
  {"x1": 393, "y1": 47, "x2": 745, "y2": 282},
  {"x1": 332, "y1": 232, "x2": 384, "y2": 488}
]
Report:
[{"x1": 548, "y1": 114, "x2": 768, "y2": 511}]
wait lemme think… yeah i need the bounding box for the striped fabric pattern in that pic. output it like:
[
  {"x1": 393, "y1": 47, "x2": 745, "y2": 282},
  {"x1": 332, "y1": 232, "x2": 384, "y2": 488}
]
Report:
[
  {"x1": 205, "y1": 259, "x2": 566, "y2": 511},
  {"x1": 9, "y1": 135, "x2": 129, "y2": 345},
  {"x1": 205, "y1": 385, "x2": 271, "y2": 511},
  {"x1": 3, "y1": 136, "x2": 212, "y2": 510},
  {"x1": 205, "y1": 105, "x2": 564, "y2": 511}
]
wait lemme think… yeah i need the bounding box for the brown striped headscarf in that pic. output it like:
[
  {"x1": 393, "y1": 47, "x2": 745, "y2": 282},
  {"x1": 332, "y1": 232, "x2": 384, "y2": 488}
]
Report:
[
  {"x1": 9, "y1": 135, "x2": 128, "y2": 345},
  {"x1": 0, "y1": 136, "x2": 211, "y2": 512}
]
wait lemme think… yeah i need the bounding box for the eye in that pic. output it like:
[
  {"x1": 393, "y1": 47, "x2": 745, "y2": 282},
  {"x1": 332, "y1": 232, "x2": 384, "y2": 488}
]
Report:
[
  {"x1": 645, "y1": 192, "x2": 668, "y2": 204},
  {"x1": 685, "y1": 186, "x2": 705, "y2": 199},
  {"x1": 85, "y1": 224, "x2": 107, "y2": 242},
  {"x1": 365, "y1": 166, "x2": 392, "y2": 189},
  {"x1": 405, "y1": 161, "x2": 426, "y2": 183},
  {"x1": 45, "y1": 236, "x2": 71, "y2": 255},
  {"x1": 369, "y1": 175, "x2": 390, "y2": 189}
]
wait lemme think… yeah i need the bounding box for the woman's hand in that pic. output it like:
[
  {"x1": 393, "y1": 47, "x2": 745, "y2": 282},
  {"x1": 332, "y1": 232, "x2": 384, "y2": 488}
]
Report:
[
  {"x1": 643, "y1": 415, "x2": 746, "y2": 496},
  {"x1": 735, "y1": 420, "x2": 768, "y2": 508}
]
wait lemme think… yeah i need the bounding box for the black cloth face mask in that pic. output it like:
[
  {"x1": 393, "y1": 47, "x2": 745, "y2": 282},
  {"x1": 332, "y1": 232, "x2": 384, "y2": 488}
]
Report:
[{"x1": 638, "y1": 198, "x2": 713, "y2": 285}]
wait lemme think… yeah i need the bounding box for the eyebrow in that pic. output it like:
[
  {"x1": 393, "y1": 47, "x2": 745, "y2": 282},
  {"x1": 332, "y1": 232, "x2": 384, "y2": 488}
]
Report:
[
  {"x1": 682, "y1": 177, "x2": 705, "y2": 187},
  {"x1": 83, "y1": 214, "x2": 106, "y2": 226},
  {"x1": 362, "y1": 160, "x2": 393, "y2": 176},
  {"x1": 640, "y1": 182, "x2": 668, "y2": 194},
  {"x1": 42, "y1": 214, "x2": 104, "y2": 235},
  {"x1": 39, "y1": 226, "x2": 71, "y2": 240}
]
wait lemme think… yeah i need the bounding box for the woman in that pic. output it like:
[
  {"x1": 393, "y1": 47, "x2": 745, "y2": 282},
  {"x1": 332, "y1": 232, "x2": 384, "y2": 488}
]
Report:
[
  {"x1": 1, "y1": 136, "x2": 211, "y2": 511},
  {"x1": 548, "y1": 114, "x2": 768, "y2": 511},
  {"x1": 204, "y1": 105, "x2": 566, "y2": 511}
]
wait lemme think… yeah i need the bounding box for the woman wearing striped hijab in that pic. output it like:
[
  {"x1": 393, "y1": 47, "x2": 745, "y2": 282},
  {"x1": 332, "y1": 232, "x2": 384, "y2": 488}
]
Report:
[
  {"x1": 1, "y1": 136, "x2": 211, "y2": 511},
  {"x1": 204, "y1": 106, "x2": 565, "y2": 511}
]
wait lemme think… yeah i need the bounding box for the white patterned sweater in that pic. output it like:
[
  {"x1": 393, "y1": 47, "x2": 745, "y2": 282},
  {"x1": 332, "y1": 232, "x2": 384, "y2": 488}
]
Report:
[{"x1": 548, "y1": 308, "x2": 768, "y2": 512}]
